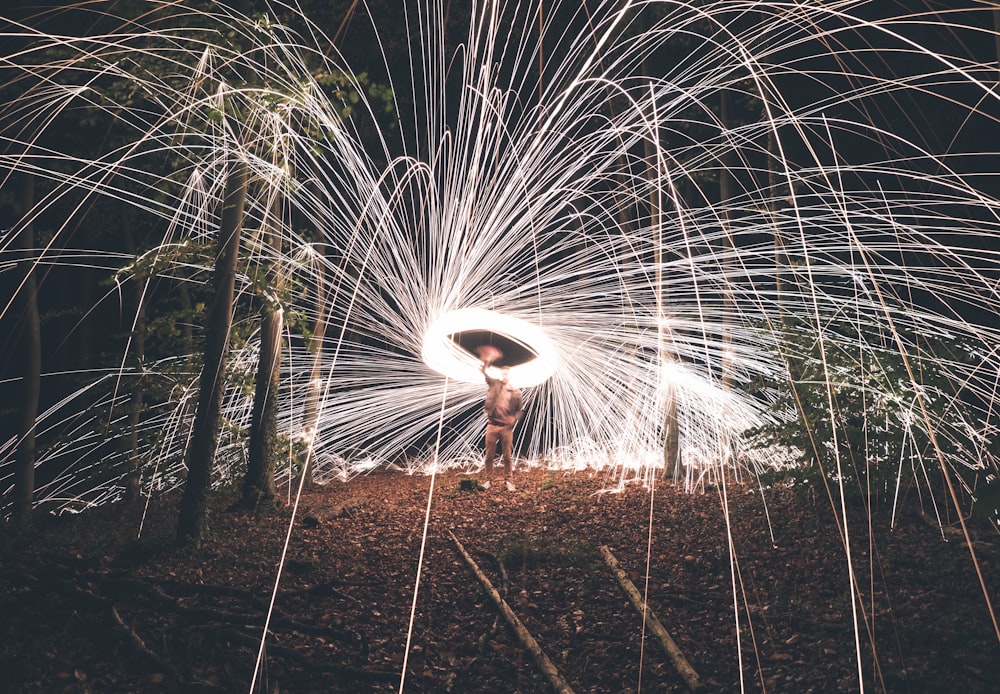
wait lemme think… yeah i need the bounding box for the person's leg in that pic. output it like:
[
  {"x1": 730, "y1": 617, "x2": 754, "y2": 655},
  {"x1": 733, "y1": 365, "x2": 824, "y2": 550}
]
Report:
[
  {"x1": 499, "y1": 425, "x2": 514, "y2": 479},
  {"x1": 484, "y1": 424, "x2": 500, "y2": 478}
]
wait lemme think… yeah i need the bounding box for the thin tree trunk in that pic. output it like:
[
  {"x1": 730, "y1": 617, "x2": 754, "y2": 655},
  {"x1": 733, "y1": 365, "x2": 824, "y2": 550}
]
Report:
[
  {"x1": 647, "y1": 113, "x2": 680, "y2": 482},
  {"x1": 177, "y1": 158, "x2": 248, "y2": 545},
  {"x1": 767, "y1": 106, "x2": 787, "y2": 328},
  {"x1": 244, "y1": 307, "x2": 280, "y2": 507},
  {"x1": 994, "y1": 10, "x2": 1000, "y2": 84},
  {"x1": 298, "y1": 243, "x2": 328, "y2": 490},
  {"x1": 718, "y1": 88, "x2": 736, "y2": 390},
  {"x1": 122, "y1": 216, "x2": 145, "y2": 504},
  {"x1": 244, "y1": 193, "x2": 282, "y2": 508},
  {"x1": 630, "y1": 9, "x2": 681, "y2": 483},
  {"x1": 12, "y1": 173, "x2": 40, "y2": 530},
  {"x1": 716, "y1": 89, "x2": 739, "y2": 480},
  {"x1": 662, "y1": 388, "x2": 679, "y2": 480},
  {"x1": 663, "y1": 173, "x2": 690, "y2": 482}
]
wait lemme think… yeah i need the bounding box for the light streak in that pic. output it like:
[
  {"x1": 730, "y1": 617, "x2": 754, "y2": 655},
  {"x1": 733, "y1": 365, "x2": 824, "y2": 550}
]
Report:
[
  {"x1": 0, "y1": 0, "x2": 995, "y2": 527},
  {"x1": 1, "y1": 1, "x2": 1000, "y2": 685}
]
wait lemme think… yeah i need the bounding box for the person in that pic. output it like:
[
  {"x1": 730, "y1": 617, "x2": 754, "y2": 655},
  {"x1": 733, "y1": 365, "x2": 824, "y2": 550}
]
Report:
[{"x1": 481, "y1": 360, "x2": 523, "y2": 490}]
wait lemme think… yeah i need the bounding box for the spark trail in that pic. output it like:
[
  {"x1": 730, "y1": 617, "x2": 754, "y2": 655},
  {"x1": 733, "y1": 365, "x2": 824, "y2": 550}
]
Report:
[{"x1": 1, "y1": 0, "x2": 999, "y2": 686}]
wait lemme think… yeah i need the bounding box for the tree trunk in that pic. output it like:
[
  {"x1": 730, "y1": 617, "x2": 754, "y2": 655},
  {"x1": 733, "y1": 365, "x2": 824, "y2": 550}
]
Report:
[
  {"x1": 718, "y1": 88, "x2": 736, "y2": 390},
  {"x1": 716, "y1": 89, "x2": 738, "y2": 480},
  {"x1": 177, "y1": 158, "x2": 248, "y2": 545},
  {"x1": 645, "y1": 93, "x2": 681, "y2": 482},
  {"x1": 12, "y1": 173, "x2": 40, "y2": 530},
  {"x1": 995, "y1": 10, "x2": 1000, "y2": 84},
  {"x1": 243, "y1": 194, "x2": 282, "y2": 508},
  {"x1": 244, "y1": 305, "x2": 280, "y2": 508},
  {"x1": 122, "y1": 217, "x2": 145, "y2": 504},
  {"x1": 631, "y1": 15, "x2": 682, "y2": 483},
  {"x1": 662, "y1": 389, "x2": 680, "y2": 481},
  {"x1": 298, "y1": 243, "x2": 329, "y2": 490},
  {"x1": 766, "y1": 105, "x2": 787, "y2": 328}
]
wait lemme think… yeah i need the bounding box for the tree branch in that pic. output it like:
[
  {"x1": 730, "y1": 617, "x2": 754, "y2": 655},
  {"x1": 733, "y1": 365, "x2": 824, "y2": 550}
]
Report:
[{"x1": 450, "y1": 530, "x2": 575, "y2": 694}]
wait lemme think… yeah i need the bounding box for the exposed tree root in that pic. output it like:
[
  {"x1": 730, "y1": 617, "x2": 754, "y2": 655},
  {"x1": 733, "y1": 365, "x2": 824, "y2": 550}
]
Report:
[
  {"x1": 110, "y1": 604, "x2": 180, "y2": 678},
  {"x1": 0, "y1": 561, "x2": 378, "y2": 687},
  {"x1": 99, "y1": 574, "x2": 367, "y2": 652}
]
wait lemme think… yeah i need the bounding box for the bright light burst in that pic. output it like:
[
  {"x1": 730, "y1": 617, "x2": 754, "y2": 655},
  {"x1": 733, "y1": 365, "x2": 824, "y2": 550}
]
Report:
[
  {"x1": 3, "y1": 1, "x2": 1000, "y2": 688},
  {"x1": 0, "y1": 1, "x2": 997, "y2": 518},
  {"x1": 420, "y1": 307, "x2": 559, "y2": 387}
]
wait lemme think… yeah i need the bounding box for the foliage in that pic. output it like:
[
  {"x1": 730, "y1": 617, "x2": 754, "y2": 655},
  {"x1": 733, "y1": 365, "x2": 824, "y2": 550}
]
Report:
[
  {"x1": 274, "y1": 433, "x2": 311, "y2": 476},
  {"x1": 746, "y1": 317, "x2": 999, "y2": 500}
]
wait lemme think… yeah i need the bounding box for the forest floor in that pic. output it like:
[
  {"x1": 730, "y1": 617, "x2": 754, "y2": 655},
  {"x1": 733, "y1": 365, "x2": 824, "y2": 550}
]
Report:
[{"x1": 1, "y1": 466, "x2": 999, "y2": 693}]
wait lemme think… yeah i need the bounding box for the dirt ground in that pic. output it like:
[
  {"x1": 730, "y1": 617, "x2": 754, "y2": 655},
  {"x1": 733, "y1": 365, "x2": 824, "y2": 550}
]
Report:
[{"x1": 2, "y1": 466, "x2": 999, "y2": 693}]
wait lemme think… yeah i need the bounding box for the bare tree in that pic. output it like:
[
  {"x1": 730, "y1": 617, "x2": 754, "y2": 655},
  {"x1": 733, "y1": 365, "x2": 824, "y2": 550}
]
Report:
[
  {"x1": 121, "y1": 214, "x2": 146, "y2": 504},
  {"x1": 243, "y1": 193, "x2": 282, "y2": 508},
  {"x1": 11, "y1": 173, "x2": 40, "y2": 530},
  {"x1": 298, "y1": 242, "x2": 329, "y2": 490},
  {"x1": 177, "y1": 158, "x2": 248, "y2": 545}
]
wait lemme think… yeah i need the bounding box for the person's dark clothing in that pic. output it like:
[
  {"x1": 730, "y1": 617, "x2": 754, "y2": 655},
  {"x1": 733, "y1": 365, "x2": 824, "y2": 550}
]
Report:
[
  {"x1": 483, "y1": 370, "x2": 523, "y2": 480},
  {"x1": 484, "y1": 374, "x2": 523, "y2": 426}
]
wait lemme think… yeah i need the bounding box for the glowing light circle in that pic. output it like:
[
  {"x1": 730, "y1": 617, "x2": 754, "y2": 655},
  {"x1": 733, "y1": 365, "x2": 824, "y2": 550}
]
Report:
[{"x1": 421, "y1": 308, "x2": 558, "y2": 387}]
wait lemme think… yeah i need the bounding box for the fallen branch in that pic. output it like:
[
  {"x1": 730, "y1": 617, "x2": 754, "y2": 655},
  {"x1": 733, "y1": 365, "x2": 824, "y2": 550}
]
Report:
[
  {"x1": 449, "y1": 530, "x2": 575, "y2": 694},
  {"x1": 474, "y1": 551, "x2": 507, "y2": 654},
  {"x1": 599, "y1": 545, "x2": 704, "y2": 693}
]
